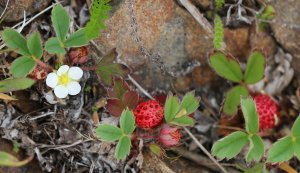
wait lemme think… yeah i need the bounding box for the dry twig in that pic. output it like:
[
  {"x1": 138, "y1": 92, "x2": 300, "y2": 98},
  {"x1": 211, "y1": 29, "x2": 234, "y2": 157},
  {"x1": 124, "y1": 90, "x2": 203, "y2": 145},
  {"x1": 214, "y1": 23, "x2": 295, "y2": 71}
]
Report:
[{"x1": 178, "y1": 0, "x2": 213, "y2": 36}]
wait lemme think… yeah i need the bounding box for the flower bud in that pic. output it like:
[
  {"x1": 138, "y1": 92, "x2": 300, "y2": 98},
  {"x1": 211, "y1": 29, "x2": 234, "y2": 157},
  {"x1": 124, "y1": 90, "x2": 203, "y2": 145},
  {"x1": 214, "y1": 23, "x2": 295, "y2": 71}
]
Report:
[
  {"x1": 29, "y1": 65, "x2": 48, "y2": 80},
  {"x1": 68, "y1": 47, "x2": 88, "y2": 64},
  {"x1": 158, "y1": 124, "x2": 181, "y2": 147}
]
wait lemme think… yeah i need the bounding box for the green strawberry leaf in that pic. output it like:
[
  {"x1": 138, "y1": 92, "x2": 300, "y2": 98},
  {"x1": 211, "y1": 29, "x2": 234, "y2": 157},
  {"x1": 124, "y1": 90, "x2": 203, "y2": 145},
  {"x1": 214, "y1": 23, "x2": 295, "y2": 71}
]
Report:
[
  {"x1": 291, "y1": 116, "x2": 300, "y2": 137},
  {"x1": 211, "y1": 131, "x2": 248, "y2": 160},
  {"x1": 164, "y1": 93, "x2": 180, "y2": 123},
  {"x1": 293, "y1": 138, "x2": 300, "y2": 160},
  {"x1": 267, "y1": 136, "x2": 294, "y2": 163},
  {"x1": 244, "y1": 51, "x2": 265, "y2": 84},
  {"x1": 27, "y1": 32, "x2": 43, "y2": 59},
  {"x1": 246, "y1": 134, "x2": 264, "y2": 162},
  {"x1": 241, "y1": 97, "x2": 259, "y2": 134},
  {"x1": 10, "y1": 56, "x2": 36, "y2": 78},
  {"x1": 120, "y1": 109, "x2": 135, "y2": 135},
  {"x1": 115, "y1": 135, "x2": 131, "y2": 160},
  {"x1": 209, "y1": 51, "x2": 243, "y2": 82},
  {"x1": 95, "y1": 124, "x2": 123, "y2": 142},
  {"x1": 64, "y1": 28, "x2": 89, "y2": 48},
  {"x1": 0, "y1": 78, "x2": 35, "y2": 93},
  {"x1": 51, "y1": 4, "x2": 70, "y2": 41},
  {"x1": 223, "y1": 85, "x2": 249, "y2": 116},
  {"x1": 171, "y1": 115, "x2": 194, "y2": 126},
  {"x1": 45, "y1": 37, "x2": 65, "y2": 54},
  {"x1": 180, "y1": 91, "x2": 199, "y2": 116},
  {"x1": 2, "y1": 28, "x2": 30, "y2": 56}
]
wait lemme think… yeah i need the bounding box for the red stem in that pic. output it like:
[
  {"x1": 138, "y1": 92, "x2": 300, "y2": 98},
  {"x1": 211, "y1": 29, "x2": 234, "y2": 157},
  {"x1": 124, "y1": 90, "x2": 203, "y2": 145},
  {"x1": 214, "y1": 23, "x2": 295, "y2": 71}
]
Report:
[
  {"x1": 81, "y1": 67, "x2": 97, "y2": 71},
  {"x1": 35, "y1": 59, "x2": 53, "y2": 71}
]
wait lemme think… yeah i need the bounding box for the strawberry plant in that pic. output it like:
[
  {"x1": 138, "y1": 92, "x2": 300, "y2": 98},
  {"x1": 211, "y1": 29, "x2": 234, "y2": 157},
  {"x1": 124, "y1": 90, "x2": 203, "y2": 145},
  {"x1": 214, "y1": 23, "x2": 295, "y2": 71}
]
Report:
[
  {"x1": 212, "y1": 96, "x2": 300, "y2": 169},
  {"x1": 212, "y1": 97, "x2": 264, "y2": 162},
  {"x1": 96, "y1": 92, "x2": 199, "y2": 160},
  {"x1": 209, "y1": 51, "x2": 266, "y2": 115},
  {"x1": 45, "y1": 4, "x2": 88, "y2": 55}
]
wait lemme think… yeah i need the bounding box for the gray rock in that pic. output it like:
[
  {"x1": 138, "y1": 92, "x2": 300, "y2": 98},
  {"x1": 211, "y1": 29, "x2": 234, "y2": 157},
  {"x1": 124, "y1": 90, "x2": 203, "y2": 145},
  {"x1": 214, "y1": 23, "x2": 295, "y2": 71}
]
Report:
[{"x1": 269, "y1": 0, "x2": 300, "y2": 59}]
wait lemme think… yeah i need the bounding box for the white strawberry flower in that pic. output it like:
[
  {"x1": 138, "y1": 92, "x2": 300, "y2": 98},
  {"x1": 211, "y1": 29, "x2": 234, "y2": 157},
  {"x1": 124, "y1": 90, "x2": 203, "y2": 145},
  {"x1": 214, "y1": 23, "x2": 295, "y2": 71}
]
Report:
[{"x1": 46, "y1": 65, "x2": 83, "y2": 98}]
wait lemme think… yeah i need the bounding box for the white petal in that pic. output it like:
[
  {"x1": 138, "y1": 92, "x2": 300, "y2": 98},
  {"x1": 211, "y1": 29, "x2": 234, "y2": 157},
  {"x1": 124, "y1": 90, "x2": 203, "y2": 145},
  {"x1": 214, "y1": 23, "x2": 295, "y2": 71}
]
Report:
[
  {"x1": 54, "y1": 85, "x2": 69, "y2": 98},
  {"x1": 67, "y1": 81, "x2": 81, "y2": 95},
  {"x1": 68, "y1": 67, "x2": 83, "y2": 80},
  {"x1": 57, "y1": 65, "x2": 69, "y2": 76},
  {"x1": 46, "y1": 72, "x2": 58, "y2": 88}
]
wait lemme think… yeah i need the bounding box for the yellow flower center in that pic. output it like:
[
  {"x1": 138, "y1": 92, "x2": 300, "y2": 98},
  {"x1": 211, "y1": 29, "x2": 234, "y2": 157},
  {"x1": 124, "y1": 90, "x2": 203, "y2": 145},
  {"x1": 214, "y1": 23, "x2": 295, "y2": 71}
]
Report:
[{"x1": 58, "y1": 73, "x2": 70, "y2": 85}]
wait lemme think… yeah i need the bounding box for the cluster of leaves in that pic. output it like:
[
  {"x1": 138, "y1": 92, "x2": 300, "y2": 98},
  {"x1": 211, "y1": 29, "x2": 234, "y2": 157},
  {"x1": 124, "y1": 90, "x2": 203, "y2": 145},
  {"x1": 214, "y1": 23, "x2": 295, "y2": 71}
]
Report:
[
  {"x1": 96, "y1": 92, "x2": 199, "y2": 160},
  {"x1": 96, "y1": 109, "x2": 135, "y2": 160},
  {"x1": 209, "y1": 51, "x2": 265, "y2": 115},
  {"x1": 85, "y1": 0, "x2": 111, "y2": 40},
  {"x1": 3, "y1": 30, "x2": 43, "y2": 78},
  {"x1": 45, "y1": 4, "x2": 89, "y2": 54},
  {"x1": 164, "y1": 92, "x2": 199, "y2": 126},
  {"x1": 105, "y1": 77, "x2": 138, "y2": 116},
  {"x1": 212, "y1": 98, "x2": 264, "y2": 162},
  {"x1": 0, "y1": 2, "x2": 112, "y2": 99},
  {"x1": 212, "y1": 97, "x2": 300, "y2": 167}
]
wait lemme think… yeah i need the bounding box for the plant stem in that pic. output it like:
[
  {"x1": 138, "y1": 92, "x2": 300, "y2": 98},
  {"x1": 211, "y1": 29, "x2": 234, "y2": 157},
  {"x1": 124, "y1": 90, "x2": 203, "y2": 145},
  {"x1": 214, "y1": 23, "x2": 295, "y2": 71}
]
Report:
[
  {"x1": 33, "y1": 58, "x2": 53, "y2": 71},
  {"x1": 81, "y1": 67, "x2": 97, "y2": 71},
  {"x1": 128, "y1": 74, "x2": 154, "y2": 100},
  {"x1": 183, "y1": 127, "x2": 228, "y2": 173}
]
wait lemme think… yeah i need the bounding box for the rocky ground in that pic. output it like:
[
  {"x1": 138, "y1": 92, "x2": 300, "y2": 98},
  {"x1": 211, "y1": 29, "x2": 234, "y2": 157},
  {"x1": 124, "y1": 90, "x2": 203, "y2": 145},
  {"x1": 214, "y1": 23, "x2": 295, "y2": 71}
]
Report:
[{"x1": 0, "y1": 0, "x2": 300, "y2": 172}]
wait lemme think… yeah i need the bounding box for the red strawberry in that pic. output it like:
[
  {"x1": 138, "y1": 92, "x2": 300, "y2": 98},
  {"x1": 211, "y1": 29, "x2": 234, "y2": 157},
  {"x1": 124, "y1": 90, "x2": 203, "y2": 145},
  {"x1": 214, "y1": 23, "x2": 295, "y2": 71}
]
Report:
[
  {"x1": 133, "y1": 100, "x2": 164, "y2": 128},
  {"x1": 254, "y1": 94, "x2": 279, "y2": 130},
  {"x1": 29, "y1": 65, "x2": 48, "y2": 80}
]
